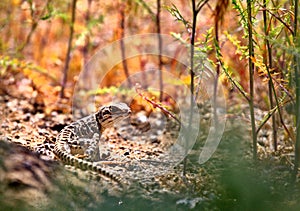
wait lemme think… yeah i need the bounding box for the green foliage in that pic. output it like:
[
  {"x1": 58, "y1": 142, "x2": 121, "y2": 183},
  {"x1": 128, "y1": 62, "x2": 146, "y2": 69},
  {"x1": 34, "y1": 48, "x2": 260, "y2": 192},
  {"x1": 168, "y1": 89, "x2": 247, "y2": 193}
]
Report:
[
  {"x1": 170, "y1": 32, "x2": 189, "y2": 46},
  {"x1": 225, "y1": 32, "x2": 248, "y2": 59},
  {"x1": 171, "y1": 28, "x2": 214, "y2": 75},
  {"x1": 135, "y1": 0, "x2": 155, "y2": 18},
  {"x1": 76, "y1": 13, "x2": 104, "y2": 50},
  {"x1": 87, "y1": 15, "x2": 104, "y2": 29},
  {"x1": 1, "y1": 0, "x2": 300, "y2": 208},
  {"x1": 40, "y1": 3, "x2": 55, "y2": 20},
  {"x1": 0, "y1": 56, "x2": 19, "y2": 76},
  {"x1": 194, "y1": 27, "x2": 214, "y2": 69},
  {"x1": 0, "y1": 56, "x2": 58, "y2": 84},
  {"x1": 232, "y1": 0, "x2": 248, "y2": 33},
  {"x1": 87, "y1": 86, "x2": 133, "y2": 96},
  {"x1": 165, "y1": 4, "x2": 191, "y2": 29},
  {"x1": 196, "y1": 27, "x2": 214, "y2": 52},
  {"x1": 213, "y1": 35, "x2": 249, "y2": 100},
  {"x1": 229, "y1": 0, "x2": 297, "y2": 156},
  {"x1": 212, "y1": 125, "x2": 300, "y2": 210}
]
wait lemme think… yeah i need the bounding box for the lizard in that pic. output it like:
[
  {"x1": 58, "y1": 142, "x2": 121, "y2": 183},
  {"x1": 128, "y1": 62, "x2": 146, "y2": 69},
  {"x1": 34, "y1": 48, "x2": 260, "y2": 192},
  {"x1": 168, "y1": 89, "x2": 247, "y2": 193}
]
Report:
[{"x1": 53, "y1": 102, "x2": 131, "y2": 184}]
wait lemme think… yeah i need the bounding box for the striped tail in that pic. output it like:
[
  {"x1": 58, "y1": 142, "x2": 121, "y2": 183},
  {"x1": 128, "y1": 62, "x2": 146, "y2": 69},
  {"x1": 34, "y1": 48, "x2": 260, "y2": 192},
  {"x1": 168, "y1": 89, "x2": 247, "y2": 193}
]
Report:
[{"x1": 54, "y1": 146, "x2": 122, "y2": 185}]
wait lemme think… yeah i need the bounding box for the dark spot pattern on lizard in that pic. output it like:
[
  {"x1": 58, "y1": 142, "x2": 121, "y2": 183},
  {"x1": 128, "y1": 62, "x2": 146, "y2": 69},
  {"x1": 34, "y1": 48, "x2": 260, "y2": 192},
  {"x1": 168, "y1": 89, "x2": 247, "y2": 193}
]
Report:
[{"x1": 53, "y1": 102, "x2": 131, "y2": 184}]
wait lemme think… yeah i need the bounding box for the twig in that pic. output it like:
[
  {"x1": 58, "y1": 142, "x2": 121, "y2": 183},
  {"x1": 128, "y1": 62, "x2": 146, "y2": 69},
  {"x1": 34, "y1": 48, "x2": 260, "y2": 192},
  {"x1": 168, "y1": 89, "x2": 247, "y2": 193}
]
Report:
[
  {"x1": 256, "y1": 99, "x2": 291, "y2": 134},
  {"x1": 247, "y1": 0, "x2": 257, "y2": 160},
  {"x1": 60, "y1": 0, "x2": 77, "y2": 98},
  {"x1": 82, "y1": 0, "x2": 92, "y2": 65},
  {"x1": 19, "y1": 0, "x2": 52, "y2": 52},
  {"x1": 156, "y1": 0, "x2": 163, "y2": 102},
  {"x1": 262, "y1": 0, "x2": 277, "y2": 151},
  {"x1": 213, "y1": 0, "x2": 229, "y2": 127},
  {"x1": 135, "y1": 85, "x2": 182, "y2": 126},
  {"x1": 119, "y1": 2, "x2": 132, "y2": 88},
  {"x1": 258, "y1": 5, "x2": 294, "y2": 35},
  {"x1": 292, "y1": 0, "x2": 300, "y2": 181},
  {"x1": 136, "y1": 0, "x2": 155, "y2": 18}
]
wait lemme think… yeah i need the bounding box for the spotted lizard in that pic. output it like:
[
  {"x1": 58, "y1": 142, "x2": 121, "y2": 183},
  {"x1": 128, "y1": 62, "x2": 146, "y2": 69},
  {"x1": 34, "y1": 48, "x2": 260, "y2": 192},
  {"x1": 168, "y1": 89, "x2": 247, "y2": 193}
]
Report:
[{"x1": 53, "y1": 102, "x2": 131, "y2": 184}]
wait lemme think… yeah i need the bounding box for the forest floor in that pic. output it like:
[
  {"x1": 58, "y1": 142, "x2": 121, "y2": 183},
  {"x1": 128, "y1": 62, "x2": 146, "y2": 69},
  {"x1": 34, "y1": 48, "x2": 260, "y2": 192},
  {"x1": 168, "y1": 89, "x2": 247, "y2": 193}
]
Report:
[{"x1": 1, "y1": 70, "x2": 300, "y2": 210}]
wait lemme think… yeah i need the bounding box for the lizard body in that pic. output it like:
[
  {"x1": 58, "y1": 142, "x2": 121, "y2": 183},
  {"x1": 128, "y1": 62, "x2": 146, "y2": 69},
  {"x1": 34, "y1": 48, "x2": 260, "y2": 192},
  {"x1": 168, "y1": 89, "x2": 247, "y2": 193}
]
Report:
[{"x1": 53, "y1": 102, "x2": 131, "y2": 183}]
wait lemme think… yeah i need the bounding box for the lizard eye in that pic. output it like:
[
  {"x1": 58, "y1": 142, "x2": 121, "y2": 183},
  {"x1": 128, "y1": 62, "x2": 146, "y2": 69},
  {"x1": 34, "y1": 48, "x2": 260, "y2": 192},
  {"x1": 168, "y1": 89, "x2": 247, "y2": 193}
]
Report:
[{"x1": 110, "y1": 105, "x2": 121, "y2": 114}]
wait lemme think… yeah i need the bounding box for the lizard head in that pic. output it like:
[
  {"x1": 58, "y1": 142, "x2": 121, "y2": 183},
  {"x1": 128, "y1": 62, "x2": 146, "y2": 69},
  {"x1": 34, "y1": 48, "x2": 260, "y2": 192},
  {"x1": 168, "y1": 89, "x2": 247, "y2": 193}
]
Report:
[{"x1": 96, "y1": 102, "x2": 131, "y2": 129}]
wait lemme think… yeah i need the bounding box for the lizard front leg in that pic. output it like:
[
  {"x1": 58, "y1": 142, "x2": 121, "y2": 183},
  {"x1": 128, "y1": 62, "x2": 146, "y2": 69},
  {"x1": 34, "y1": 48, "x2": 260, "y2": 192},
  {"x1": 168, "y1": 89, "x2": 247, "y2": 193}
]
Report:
[{"x1": 77, "y1": 133, "x2": 100, "y2": 161}]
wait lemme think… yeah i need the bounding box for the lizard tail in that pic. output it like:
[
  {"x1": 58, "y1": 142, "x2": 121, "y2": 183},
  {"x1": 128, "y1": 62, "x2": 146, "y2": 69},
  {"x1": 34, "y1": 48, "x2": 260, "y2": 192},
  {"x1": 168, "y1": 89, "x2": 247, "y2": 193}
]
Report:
[{"x1": 54, "y1": 147, "x2": 123, "y2": 185}]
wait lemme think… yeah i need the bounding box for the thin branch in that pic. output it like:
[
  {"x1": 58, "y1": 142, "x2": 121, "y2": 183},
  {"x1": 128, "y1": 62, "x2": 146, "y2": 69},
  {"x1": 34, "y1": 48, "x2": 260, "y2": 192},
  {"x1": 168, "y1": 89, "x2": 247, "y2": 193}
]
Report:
[
  {"x1": 136, "y1": 0, "x2": 155, "y2": 18},
  {"x1": 157, "y1": 0, "x2": 163, "y2": 102},
  {"x1": 183, "y1": 0, "x2": 199, "y2": 177},
  {"x1": 271, "y1": 76, "x2": 294, "y2": 102},
  {"x1": 262, "y1": 0, "x2": 277, "y2": 150},
  {"x1": 60, "y1": 0, "x2": 77, "y2": 98},
  {"x1": 213, "y1": 0, "x2": 229, "y2": 127},
  {"x1": 256, "y1": 99, "x2": 292, "y2": 135},
  {"x1": 258, "y1": 5, "x2": 294, "y2": 35},
  {"x1": 247, "y1": 0, "x2": 257, "y2": 160},
  {"x1": 135, "y1": 85, "x2": 182, "y2": 126},
  {"x1": 19, "y1": 0, "x2": 52, "y2": 52},
  {"x1": 196, "y1": 0, "x2": 210, "y2": 13},
  {"x1": 82, "y1": 0, "x2": 92, "y2": 65},
  {"x1": 293, "y1": 0, "x2": 300, "y2": 181},
  {"x1": 119, "y1": 2, "x2": 132, "y2": 88}
]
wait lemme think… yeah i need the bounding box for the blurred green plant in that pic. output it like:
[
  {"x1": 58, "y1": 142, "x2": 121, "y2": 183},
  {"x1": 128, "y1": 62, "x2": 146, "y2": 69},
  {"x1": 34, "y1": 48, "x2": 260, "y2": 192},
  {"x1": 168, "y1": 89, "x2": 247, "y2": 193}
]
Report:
[{"x1": 0, "y1": 56, "x2": 58, "y2": 83}]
